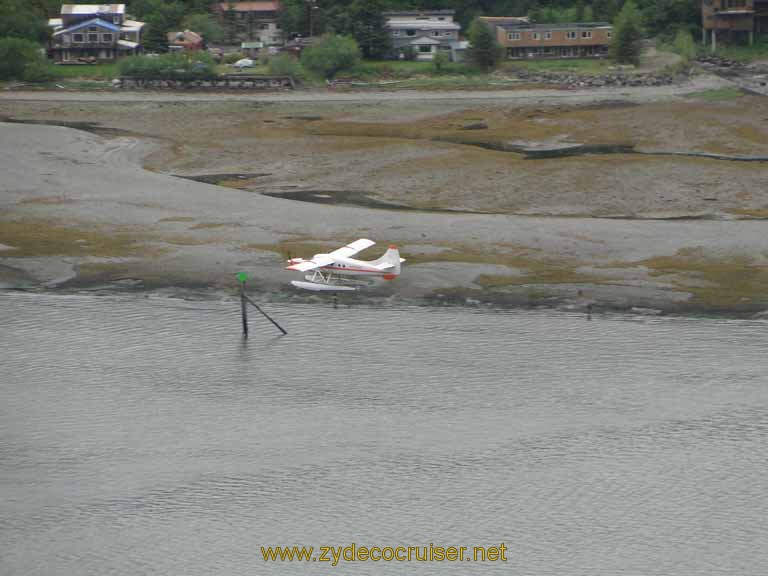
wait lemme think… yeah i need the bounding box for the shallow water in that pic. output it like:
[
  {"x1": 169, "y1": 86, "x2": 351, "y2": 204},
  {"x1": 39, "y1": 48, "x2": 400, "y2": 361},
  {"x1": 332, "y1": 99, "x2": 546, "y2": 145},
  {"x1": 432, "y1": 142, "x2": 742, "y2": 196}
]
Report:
[{"x1": 1, "y1": 292, "x2": 767, "y2": 575}]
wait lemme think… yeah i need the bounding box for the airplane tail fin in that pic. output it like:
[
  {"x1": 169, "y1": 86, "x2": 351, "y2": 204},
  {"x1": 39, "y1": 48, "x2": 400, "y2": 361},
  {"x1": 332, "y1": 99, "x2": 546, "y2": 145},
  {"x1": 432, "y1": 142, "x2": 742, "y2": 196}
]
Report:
[{"x1": 374, "y1": 245, "x2": 404, "y2": 278}]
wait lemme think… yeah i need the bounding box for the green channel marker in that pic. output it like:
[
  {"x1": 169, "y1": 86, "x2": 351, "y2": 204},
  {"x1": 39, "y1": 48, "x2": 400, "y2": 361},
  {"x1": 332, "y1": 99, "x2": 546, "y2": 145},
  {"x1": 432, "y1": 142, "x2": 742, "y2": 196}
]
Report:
[{"x1": 236, "y1": 272, "x2": 249, "y2": 283}]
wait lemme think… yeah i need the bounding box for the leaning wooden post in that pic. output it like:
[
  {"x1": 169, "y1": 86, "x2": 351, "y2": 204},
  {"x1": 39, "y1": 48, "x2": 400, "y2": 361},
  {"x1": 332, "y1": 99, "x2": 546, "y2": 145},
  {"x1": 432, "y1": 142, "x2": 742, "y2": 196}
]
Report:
[{"x1": 237, "y1": 272, "x2": 249, "y2": 338}]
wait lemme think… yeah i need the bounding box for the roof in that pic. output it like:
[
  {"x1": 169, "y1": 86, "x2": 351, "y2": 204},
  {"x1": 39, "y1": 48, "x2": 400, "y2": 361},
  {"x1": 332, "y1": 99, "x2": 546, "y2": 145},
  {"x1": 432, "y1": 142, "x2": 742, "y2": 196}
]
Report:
[
  {"x1": 383, "y1": 10, "x2": 455, "y2": 16},
  {"x1": 241, "y1": 41, "x2": 264, "y2": 48},
  {"x1": 498, "y1": 21, "x2": 612, "y2": 31},
  {"x1": 168, "y1": 30, "x2": 203, "y2": 44},
  {"x1": 121, "y1": 19, "x2": 145, "y2": 32},
  {"x1": 386, "y1": 20, "x2": 460, "y2": 30},
  {"x1": 117, "y1": 39, "x2": 139, "y2": 49},
  {"x1": 53, "y1": 17, "x2": 122, "y2": 36},
  {"x1": 48, "y1": 18, "x2": 63, "y2": 27},
  {"x1": 61, "y1": 4, "x2": 125, "y2": 15},
  {"x1": 217, "y1": 1, "x2": 279, "y2": 11},
  {"x1": 409, "y1": 36, "x2": 442, "y2": 45}
]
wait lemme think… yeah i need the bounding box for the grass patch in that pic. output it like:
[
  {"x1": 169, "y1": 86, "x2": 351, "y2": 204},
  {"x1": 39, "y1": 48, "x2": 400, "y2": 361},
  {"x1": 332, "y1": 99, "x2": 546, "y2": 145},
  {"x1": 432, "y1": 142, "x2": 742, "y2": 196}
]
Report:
[
  {"x1": 640, "y1": 248, "x2": 768, "y2": 309},
  {"x1": 727, "y1": 208, "x2": 768, "y2": 219},
  {"x1": 0, "y1": 219, "x2": 146, "y2": 258},
  {"x1": 500, "y1": 58, "x2": 613, "y2": 75},
  {"x1": 46, "y1": 62, "x2": 119, "y2": 79},
  {"x1": 685, "y1": 87, "x2": 744, "y2": 101},
  {"x1": 714, "y1": 39, "x2": 768, "y2": 62}
]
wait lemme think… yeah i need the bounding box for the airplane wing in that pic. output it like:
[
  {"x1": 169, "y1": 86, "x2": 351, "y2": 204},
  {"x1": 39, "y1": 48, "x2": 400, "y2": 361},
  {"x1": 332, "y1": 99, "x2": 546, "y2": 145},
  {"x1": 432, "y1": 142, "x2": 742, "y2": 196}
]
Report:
[
  {"x1": 286, "y1": 255, "x2": 334, "y2": 272},
  {"x1": 328, "y1": 238, "x2": 375, "y2": 259}
]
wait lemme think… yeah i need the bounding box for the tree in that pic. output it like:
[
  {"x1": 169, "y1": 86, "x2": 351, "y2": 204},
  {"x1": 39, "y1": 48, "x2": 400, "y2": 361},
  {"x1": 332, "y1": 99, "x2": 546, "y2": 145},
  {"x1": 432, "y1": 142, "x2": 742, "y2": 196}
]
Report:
[
  {"x1": 574, "y1": 0, "x2": 586, "y2": 22},
  {"x1": 0, "y1": 37, "x2": 50, "y2": 81},
  {"x1": 593, "y1": 0, "x2": 620, "y2": 22},
  {"x1": 610, "y1": 0, "x2": 643, "y2": 66},
  {"x1": 466, "y1": 18, "x2": 503, "y2": 71},
  {"x1": 0, "y1": 0, "x2": 48, "y2": 42},
  {"x1": 349, "y1": 0, "x2": 391, "y2": 60},
  {"x1": 142, "y1": 13, "x2": 172, "y2": 53},
  {"x1": 181, "y1": 13, "x2": 224, "y2": 44},
  {"x1": 673, "y1": 27, "x2": 697, "y2": 61},
  {"x1": 222, "y1": 3, "x2": 240, "y2": 44},
  {"x1": 300, "y1": 34, "x2": 360, "y2": 79}
]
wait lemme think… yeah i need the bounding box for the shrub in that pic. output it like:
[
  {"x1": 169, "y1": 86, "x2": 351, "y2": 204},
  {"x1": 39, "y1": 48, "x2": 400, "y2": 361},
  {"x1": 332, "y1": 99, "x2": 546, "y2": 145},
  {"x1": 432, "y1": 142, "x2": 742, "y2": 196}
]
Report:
[
  {"x1": 118, "y1": 52, "x2": 217, "y2": 81},
  {"x1": 432, "y1": 51, "x2": 449, "y2": 73},
  {"x1": 267, "y1": 53, "x2": 301, "y2": 77},
  {"x1": 0, "y1": 38, "x2": 50, "y2": 82},
  {"x1": 401, "y1": 46, "x2": 417, "y2": 61},
  {"x1": 300, "y1": 34, "x2": 360, "y2": 79},
  {"x1": 673, "y1": 28, "x2": 697, "y2": 62},
  {"x1": 223, "y1": 52, "x2": 242, "y2": 64}
]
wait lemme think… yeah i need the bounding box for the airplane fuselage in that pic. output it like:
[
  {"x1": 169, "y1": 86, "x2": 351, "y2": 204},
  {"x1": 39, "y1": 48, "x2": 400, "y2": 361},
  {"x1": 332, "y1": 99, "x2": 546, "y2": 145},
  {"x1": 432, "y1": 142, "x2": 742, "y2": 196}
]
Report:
[{"x1": 316, "y1": 256, "x2": 394, "y2": 277}]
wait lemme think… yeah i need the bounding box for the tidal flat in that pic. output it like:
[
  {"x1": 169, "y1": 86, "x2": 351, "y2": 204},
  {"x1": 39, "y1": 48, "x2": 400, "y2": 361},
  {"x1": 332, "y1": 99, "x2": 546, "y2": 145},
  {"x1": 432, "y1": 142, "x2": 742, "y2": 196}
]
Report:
[{"x1": 2, "y1": 85, "x2": 768, "y2": 315}]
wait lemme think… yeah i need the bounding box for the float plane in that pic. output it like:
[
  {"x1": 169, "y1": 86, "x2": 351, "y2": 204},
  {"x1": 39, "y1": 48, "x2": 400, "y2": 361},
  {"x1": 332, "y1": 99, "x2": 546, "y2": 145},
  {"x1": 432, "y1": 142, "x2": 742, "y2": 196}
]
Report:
[{"x1": 286, "y1": 239, "x2": 405, "y2": 291}]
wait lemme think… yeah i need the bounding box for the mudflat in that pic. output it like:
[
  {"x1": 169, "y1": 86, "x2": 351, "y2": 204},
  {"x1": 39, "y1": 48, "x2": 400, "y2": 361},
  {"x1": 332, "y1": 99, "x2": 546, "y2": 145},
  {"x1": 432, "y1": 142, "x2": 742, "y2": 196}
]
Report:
[{"x1": 2, "y1": 82, "x2": 768, "y2": 314}]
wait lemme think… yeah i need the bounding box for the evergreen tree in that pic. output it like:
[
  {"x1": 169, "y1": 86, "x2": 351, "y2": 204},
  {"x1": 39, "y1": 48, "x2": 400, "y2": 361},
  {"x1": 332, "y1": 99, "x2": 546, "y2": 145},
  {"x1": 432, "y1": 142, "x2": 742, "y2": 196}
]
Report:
[
  {"x1": 0, "y1": 0, "x2": 48, "y2": 42},
  {"x1": 222, "y1": 2, "x2": 240, "y2": 44},
  {"x1": 593, "y1": 0, "x2": 619, "y2": 22},
  {"x1": 610, "y1": 0, "x2": 643, "y2": 65},
  {"x1": 574, "y1": 0, "x2": 586, "y2": 22},
  {"x1": 350, "y1": 0, "x2": 391, "y2": 60},
  {"x1": 528, "y1": 2, "x2": 543, "y2": 23},
  {"x1": 142, "y1": 13, "x2": 171, "y2": 53},
  {"x1": 466, "y1": 18, "x2": 503, "y2": 71}
]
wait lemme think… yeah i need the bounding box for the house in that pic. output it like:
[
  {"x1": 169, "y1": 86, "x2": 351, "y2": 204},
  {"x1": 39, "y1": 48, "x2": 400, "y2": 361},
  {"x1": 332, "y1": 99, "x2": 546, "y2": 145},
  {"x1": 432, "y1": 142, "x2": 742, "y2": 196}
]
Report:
[
  {"x1": 48, "y1": 4, "x2": 144, "y2": 62},
  {"x1": 702, "y1": 0, "x2": 768, "y2": 52},
  {"x1": 215, "y1": 2, "x2": 283, "y2": 45},
  {"x1": 485, "y1": 18, "x2": 612, "y2": 59},
  {"x1": 383, "y1": 10, "x2": 461, "y2": 60},
  {"x1": 167, "y1": 30, "x2": 204, "y2": 51}
]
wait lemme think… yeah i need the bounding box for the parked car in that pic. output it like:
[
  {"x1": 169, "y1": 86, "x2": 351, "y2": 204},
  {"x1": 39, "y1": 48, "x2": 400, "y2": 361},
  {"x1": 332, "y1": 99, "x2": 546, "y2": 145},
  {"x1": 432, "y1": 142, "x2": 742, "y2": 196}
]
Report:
[{"x1": 232, "y1": 58, "x2": 254, "y2": 69}]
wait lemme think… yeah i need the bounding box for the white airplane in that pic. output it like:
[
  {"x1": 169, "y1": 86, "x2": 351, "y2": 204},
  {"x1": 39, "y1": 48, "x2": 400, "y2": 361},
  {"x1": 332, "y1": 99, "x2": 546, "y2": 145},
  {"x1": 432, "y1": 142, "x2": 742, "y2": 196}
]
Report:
[{"x1": 285, "y1": 239, "x2": 405, "y2": 291}]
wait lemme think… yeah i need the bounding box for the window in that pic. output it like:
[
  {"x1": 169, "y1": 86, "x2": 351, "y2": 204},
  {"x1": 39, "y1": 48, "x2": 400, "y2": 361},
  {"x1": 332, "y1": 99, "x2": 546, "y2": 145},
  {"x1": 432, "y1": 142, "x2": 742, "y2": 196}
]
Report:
[
  {"x1": 260, "y1": 23, "x2": 269, "y2": 30},
  {"x1": 73, "y1": 33, "x2": 84, "y2": 42},
  {"x1": 566, "y1": 31, "x2": 577, "y2": 39},
  {"x1": 727, "y1": 0, "x2": 746, "y2": 7},
  {"x1": 581, "y1": 31, "x2": 592, "y2": 39},
  {"x1": 444, "y1": 31, "x2": 452, "y2": 36},
  {"x1": 607, "y1": 31, "x2": 612, "y2": 38},
  {"x1": 419, "y1": 45, "x2": 432, "y2": 53},
  {"x1": 102, "y1": 33, "x2": 113, "y2": 42},
  {"x1": 532, "y1": 32, "x2": 540, "y2": 40},
  {"x1": 88, "y1": 33, "x2": 99, "y2": 42},
  {"x1": 432, "y1": 30, "x2": 440, "y2": 36},
  {"x1": 508, "y1": 32, "x2": 520, "y2": 40},
  {"x1": 544, "y1": 31, "x2": 552, "y2": 40},
  {"x1": 406, "y1": 29, "x2": 415, "y2": 36},
  {"x1": 392, "y1": 29, "x2": 400, "y2": 36}
]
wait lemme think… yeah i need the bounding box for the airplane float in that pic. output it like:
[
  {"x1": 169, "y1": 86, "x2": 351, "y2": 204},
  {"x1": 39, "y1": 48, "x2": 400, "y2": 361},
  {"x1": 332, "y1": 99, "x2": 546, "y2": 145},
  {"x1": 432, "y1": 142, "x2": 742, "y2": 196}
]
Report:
[{"x1": 285, "y1": 238, "x2": 405, "y2": 291}]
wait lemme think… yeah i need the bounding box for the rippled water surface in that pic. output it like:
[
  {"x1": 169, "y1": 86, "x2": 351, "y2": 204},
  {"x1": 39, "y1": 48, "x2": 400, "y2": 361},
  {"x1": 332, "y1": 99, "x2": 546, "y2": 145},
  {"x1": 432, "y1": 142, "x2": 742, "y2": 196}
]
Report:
[{"x1": 2, "y1": 292, "x2": 768, "y2": 575}]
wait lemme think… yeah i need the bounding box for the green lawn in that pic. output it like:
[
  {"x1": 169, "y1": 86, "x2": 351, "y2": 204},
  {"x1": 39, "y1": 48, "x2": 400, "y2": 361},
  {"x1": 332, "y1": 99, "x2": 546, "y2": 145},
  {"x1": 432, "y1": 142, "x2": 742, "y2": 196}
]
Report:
[
  {"x1": 46, "y1": 62, "x2": 119, "y2": 79},
  {"x1": 685, "y1": 87, "x2": 745, "y2": 101},
  {"x1": 713, "y1": 39, "x2": 768, "y2": 62}
]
